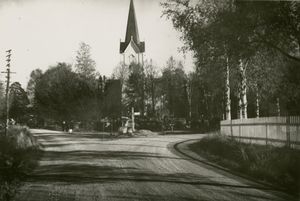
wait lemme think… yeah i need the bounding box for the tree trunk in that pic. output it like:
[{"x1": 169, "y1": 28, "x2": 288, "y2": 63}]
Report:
[
  {"x1": 225, "y1": 56, "x2": 231, "y2": 120},
  {"x1": 151, "y1": 80, "x2": 155, "y2": 116},
  {"x1": 238, "y1": 97, "x2": 242, "y2": 119},
  {"x1": 185, "y1": 78, "x2": 192, "y2": 121},
  {"x1": 239, "y1": 59, "x2": 247, "y2": 119},
  {"x1": 276, "y1": 97, "x2": 280, "y2": 116},
  {"x1": 256, "y1": 85, "x2": 260, "y2": 118}
]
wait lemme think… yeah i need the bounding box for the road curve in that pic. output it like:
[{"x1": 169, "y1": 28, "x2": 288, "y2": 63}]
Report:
[{"x1": 14, "y1": 129, "x2": 295, "y2": 201}]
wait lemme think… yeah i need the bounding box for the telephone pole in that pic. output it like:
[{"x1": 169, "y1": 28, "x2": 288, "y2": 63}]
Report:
[{"x1": 1, "y1": 49, "x2": 15, "y2": 135}]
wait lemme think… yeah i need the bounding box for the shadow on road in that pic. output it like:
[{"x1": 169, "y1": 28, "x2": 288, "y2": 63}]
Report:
[
  {"x1": 24, "y1": 149, "x2": 274, "y2": 193},
  {"x1": 39, "y1": 150, "x2": 184, "y2": 161},
  {"x1": 11, "y1": 130, "x2": 295, "y2": 201}
]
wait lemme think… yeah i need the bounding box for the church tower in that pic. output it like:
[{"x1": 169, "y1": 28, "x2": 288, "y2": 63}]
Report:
[{"x1": 120, "y1": 0, "x2": 145, "y2": 66}]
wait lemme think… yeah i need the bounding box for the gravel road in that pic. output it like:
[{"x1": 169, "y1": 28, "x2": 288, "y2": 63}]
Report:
[{"x1": 14, "y1": 129, "x2": 295, "y2": 201}]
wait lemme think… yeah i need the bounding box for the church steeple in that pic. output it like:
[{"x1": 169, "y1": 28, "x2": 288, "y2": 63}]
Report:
[
  {"x1": 125, "y1": 0, "x2": 140, "y2": 45},
  {"x1": 120, "y1": 0, "x2": 145, "y2": 54}
]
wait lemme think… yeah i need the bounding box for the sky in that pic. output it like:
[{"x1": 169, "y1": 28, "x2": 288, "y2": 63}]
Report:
[{"x1": 0, "y1": 0, "x2": 194, "y2": 88}]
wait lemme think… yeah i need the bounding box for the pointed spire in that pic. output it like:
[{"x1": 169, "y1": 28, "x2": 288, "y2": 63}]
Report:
[
  {"x1": 125, "y1": 0, "x2": 140, "y2": 44},
  {"x1": 120, "y1": 0, "x2": 145, "y2": 54}
]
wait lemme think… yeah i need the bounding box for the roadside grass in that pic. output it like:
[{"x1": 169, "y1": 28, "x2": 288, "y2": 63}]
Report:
[
  {"x1": 0, "y1": 126, "x2": 41, "y2": 201},
  {"x1": 189, "y1": 134, "x2": 300, "y2": 195}
]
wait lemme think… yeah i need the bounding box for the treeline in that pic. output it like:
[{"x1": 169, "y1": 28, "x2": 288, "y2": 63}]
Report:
[
  {"x1": 0, "y1": 42, "x2": 121, "y2": 130},
  {"x1": 113, "y1": 57, "x2": 219, "y2": 131},
  {"x1": 0, "y1": 46, "x2": 213, "y2": 131},
  {"x1": 161, "y1": 0, "x2": 300, "y2": 121},
  {"x1": 28, "y1": 42, "x2": 122, "y2": 129},
  {"x1": 0, "y1": 42, "x2": 208, "y2": 131},
  {"x1": 2, "y1": 1, "x2": 300, "y2": 131}
]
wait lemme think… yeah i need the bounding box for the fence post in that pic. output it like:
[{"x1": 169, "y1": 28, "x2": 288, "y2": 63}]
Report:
[
  {"x1": 230, "y1": 120, "x2": 233, "y2": 137},
  {"x1": 239, "y1": 124, "x2": 241, "y2": 142},
  {"x1": 265, "y1": 119, "x2": 268, "y2": 146},
  {"x1": 295, "y1": 117, "x2": 300, "y2": 144},
  {"x1": 286, "y1": 116, "x2": 291, "y2": 148}
]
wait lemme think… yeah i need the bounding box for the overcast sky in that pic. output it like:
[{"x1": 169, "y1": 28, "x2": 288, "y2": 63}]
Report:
[{"x1": 0, "y1": 0, "x2": 194, "y2": 88}]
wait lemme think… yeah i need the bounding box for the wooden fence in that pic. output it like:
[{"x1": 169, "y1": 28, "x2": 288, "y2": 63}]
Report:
[{"x1": 220, "y1": 116, "x2": 300, "y2": 149}]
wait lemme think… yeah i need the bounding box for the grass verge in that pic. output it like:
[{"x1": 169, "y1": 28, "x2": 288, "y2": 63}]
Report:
[
  {"x1": 189, "y1": 134, "x2": 300, "y2": 195},
  {"x1": 0, "y1": 126, "x2": 41, "y2": 201}
]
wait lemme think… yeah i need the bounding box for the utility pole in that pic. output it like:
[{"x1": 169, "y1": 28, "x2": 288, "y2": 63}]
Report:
[{"x1": 1, "y1": 49, "x2": 15, "y2": 135}]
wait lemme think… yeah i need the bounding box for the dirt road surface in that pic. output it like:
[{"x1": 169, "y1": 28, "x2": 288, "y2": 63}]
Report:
[{"x1": 14, "y1": 129, "x2": 295, "y2": 201}]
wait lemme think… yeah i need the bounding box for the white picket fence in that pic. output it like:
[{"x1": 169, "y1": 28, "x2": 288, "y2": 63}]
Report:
[{"x1": 220, "y1": 116, "x2": 300, "y2": 149}]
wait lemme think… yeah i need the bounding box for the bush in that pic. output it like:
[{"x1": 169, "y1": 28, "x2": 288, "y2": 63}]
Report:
[
  {"x1": 190, "y1": 134, "x2": 300, "y2": 195},
  {"x1": 0, "y1": 126, "x2": 40, "y2": 201},
  {"x1": 135, "y1": 117, "x2": 163, "y2": 131}
]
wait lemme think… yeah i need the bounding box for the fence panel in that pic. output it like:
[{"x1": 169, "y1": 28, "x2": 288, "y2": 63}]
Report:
[{"x1": 220, "y1": 116, "x2": 300, "y2": 149}]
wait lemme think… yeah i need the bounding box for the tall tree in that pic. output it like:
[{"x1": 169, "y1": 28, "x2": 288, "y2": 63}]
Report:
[
  {"x1": 75, "y1": 42, "x2": 97, "y2": 79},
  {"x1": 112, "y1": 62, "x2": 130, "y2": 89},
  {"x1": 247, "y1": 1, "x2": 300, "y2": 62},
  {"x1": 161, "y1": 57, "x2": 188, "y2": 118},
  {"x1": 26, "y1": 69, "x2": 43, "y2": 106},
  {"x1": 124, "y1": 63, "x2": 145, "y2": 116},
  {"x1": 144, "y1": 60, "x2": 159, "y2": 116},
  {"x1": 9, "y1": 82, "x2": 29, "y2": 123},
  {"x1": 35, "y1": 63, "x2": 98, "y2": 122},
  {"x1": 162, "y1": 0, "x2": 300, "y2": 119}
]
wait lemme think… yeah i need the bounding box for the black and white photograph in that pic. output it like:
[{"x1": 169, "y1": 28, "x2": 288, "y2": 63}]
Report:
[{"x1": 0, "y1": 0, "x2": 299, "y2": 200}]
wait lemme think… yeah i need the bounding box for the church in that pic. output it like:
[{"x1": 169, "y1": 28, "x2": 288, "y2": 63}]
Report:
[{"x1": 120, "y1": 0, "x2": 145, "y2": 66}]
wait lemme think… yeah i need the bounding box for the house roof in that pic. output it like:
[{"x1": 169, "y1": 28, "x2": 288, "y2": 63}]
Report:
[{"x1": 120, "y1": 0, "x2": 145, "y2": 54}]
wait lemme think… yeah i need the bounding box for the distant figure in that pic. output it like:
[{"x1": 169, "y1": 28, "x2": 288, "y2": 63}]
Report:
[
  {"x1": 68, "y1": 121, "x2": 74, "y2": 134},
  {"x1": 62, "y1": 121, "x2": 66, "y2": 132}
]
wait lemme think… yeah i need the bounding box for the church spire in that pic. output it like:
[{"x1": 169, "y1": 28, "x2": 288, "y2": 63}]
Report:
[
  {"x1": 120, "y1": 0, "x2": 145, "y2": 54},
  {"x1": 125, "y1": 0, "x2": 140, "y2": 44}
]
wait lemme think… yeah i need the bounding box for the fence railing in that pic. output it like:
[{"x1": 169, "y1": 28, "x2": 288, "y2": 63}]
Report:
[{"x1": 220, "y1": 116, "x2": 300, "y2": 149}]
